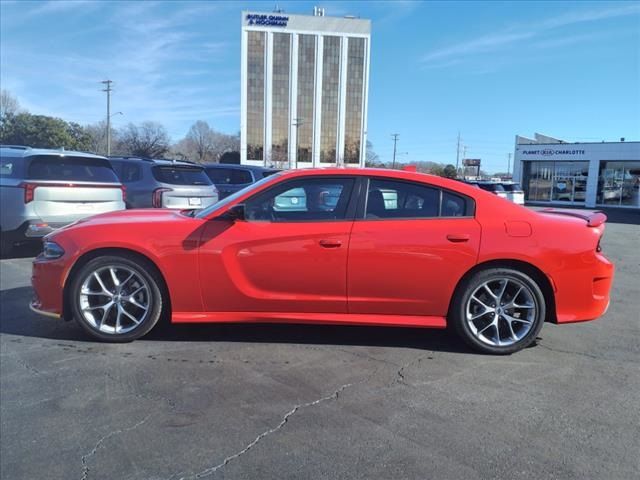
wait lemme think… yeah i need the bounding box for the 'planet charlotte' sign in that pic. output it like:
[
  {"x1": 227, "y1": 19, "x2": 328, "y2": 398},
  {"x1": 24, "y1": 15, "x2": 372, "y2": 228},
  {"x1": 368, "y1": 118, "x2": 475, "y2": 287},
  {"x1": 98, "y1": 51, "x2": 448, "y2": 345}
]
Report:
[
  {"x1": 521, "y1": 148, "x2": 586, "y2": 157},
  {"x1": 246, "y1": 14, "x2": 289, "y2": 27}
]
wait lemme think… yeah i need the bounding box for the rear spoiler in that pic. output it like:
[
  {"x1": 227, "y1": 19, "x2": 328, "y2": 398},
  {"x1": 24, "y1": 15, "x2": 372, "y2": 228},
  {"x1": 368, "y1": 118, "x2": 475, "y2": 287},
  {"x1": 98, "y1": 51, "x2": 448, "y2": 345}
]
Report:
[{"x1": 540, "y1": 208, "x2": 607, "y2": 227}]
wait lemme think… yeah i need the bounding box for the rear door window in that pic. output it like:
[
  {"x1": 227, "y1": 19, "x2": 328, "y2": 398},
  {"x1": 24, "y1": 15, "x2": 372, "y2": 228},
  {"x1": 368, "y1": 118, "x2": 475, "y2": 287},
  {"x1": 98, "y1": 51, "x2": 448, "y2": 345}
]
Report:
[
  {"x1": 152, "y1": 166, "x2": 211, "y2": 185},
  {"x1": 365, "y1": 179, "x2": 472, "y2": 219},
  {"x1": 121, "y1": 163, "x2": 142, "y2": 182},
  {"x1": 27, "y1": 155, "x2": 119, "y2": 182},
  {"x1": 0, "y1": 156, "x2": 20, "y2": 178}
]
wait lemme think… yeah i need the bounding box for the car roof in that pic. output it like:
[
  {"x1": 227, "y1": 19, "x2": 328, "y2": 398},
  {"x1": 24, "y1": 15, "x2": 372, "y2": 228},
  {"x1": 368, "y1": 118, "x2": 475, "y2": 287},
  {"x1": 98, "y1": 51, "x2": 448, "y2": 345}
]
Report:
[
  {"x1": 109, "y1": 156, "x2": 203, "y2": 168},
  {"x1": 0, "y1": 146, "x2": 108, "y2": 160},
  {"x1": 273, "y1": 167, "x2": 484, "y2": 197},
  {"x1": 203, "y1": 163, "x2": 279, "y2": 172}
]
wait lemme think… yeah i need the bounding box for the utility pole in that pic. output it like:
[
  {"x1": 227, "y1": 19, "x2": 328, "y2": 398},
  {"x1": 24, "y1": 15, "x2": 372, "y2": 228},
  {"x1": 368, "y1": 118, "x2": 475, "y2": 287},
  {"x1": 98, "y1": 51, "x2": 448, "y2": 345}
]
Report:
[
  {"x1": 391, "y1": 133, "x2": 399, "y2": 169},
  {"x1": 101, "y1": 80, "x2": 113, "y2": 156},
  {"x1": 461, "y1": 145, "x2": 468, "y2": 178},
  {"x1": 507, "y1": 153, "x2": 512, "y2": 178}
]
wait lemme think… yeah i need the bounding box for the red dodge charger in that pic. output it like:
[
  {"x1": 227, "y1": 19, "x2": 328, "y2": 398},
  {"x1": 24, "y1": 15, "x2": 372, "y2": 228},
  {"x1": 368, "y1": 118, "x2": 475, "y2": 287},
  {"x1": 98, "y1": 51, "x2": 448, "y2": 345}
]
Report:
[{"x1": 31, "y1": 168, "x2": 614, "y2": 354}]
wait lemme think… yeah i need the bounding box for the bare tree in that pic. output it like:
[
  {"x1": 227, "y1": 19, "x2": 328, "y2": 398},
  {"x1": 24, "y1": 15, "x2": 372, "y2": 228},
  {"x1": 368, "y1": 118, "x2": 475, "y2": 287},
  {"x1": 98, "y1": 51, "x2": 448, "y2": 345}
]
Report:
[
  {"x1": 365, "y1": 140, "x2": 380, "y2": 167},
  {"x1": 0, "y1": 90, "x2": 21, "y2": 121},
  {"x1": 185, "y1": 120, "x2": 215, "y2": 162},
  {"x1": 83, "y1": 120, "x2": 119, "y2": 156},
  {"x1": 117, "y1": 121, "x2": 170, "y2": 158},
  {"x1": 173, "y1": 123, "x2": 240, "y2": 163}
]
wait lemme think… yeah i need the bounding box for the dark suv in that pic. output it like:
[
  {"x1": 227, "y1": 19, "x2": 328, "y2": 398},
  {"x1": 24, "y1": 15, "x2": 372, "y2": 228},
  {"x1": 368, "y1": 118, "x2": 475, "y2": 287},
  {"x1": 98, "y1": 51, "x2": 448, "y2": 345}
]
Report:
[
  {"x1": 203, "y1": 164, "x2": 279, "y2": 199},
  {"x1": 108, "y1": 157, "x2": 218, "y2": 209}
]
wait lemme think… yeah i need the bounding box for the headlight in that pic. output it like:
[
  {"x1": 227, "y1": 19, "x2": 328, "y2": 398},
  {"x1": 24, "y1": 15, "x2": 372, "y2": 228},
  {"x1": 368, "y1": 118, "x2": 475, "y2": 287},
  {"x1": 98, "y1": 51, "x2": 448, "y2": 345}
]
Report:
[{"x1": 43, "y1": 241, "x2": 65, "y2": 259}]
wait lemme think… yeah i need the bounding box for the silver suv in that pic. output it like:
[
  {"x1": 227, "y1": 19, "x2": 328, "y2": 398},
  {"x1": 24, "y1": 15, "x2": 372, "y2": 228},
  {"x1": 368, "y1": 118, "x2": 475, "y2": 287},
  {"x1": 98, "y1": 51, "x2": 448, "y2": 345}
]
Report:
[
  {"x1": 108, "y1": 157, "x2": 218, "y2": 209},
  {"x1": 0, "y1": 146, "x2": 125, "y2": 255}
]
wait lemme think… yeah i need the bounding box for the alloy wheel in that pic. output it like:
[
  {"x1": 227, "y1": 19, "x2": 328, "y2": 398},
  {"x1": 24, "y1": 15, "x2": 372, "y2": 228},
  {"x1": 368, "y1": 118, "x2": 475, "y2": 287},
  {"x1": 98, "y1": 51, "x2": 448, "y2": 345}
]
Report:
[
  {"x1": 465, "y1": 277, "x2": 537, "y2": 347},
  {"x1": 79, "y1": 265, "x2": 151, "y2": 335}
]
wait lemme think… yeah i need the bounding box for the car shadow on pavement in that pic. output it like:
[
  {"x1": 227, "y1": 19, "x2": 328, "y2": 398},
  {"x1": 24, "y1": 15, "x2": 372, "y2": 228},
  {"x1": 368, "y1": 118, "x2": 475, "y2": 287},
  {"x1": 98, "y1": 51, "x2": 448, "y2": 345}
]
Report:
[
  {"x1": 0, "y1": 285, "x2": 472, "y2": 354},
  {"x1": 0, "y1": 243, "x2": 42, "y2": 260}
]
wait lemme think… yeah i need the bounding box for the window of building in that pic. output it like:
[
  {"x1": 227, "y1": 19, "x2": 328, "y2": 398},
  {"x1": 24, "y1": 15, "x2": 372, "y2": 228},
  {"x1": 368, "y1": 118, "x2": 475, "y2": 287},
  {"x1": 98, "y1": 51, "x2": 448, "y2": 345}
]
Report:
[
  {"x1": 271, "y1": 33, "x2": 290, "y2": 165},
  {"x1": 245, "y1": 177, "x2": 355, "y2": 222},
  {"x1": 344, "y1": 38, "x2": 365, "y2": 164},
  {"x1": 365, "y1": 179, "x2": 471, "y2": 219},
  {"x1": 296, "y1": 34, "x2": 316, "y2": 163},
  {"x1": 247, "y1": 31, "x2": 265, "y2": 161},
  {"x1": 320, "y1": 36, "x2": 340, "y2": 163},
  {"x1": 597, "y1": 161, "x2": 640, "y2": 207},
  {"x1": 522, "y1": 161, "x2": 588, "y2": 203}
]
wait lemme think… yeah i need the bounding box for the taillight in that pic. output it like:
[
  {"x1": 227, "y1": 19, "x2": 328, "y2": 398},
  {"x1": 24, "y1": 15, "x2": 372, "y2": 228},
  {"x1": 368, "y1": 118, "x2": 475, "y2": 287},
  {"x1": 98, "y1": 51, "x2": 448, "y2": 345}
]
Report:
[
  {"x1": 120, "y1": 185, "x2": 127, "y2": 202},
  {"x1": 20, "y1": 182, "x2": 37, "y2": 203},
  {"x1": 152, "y1": 188, "x2": 172, "y2": 208}
]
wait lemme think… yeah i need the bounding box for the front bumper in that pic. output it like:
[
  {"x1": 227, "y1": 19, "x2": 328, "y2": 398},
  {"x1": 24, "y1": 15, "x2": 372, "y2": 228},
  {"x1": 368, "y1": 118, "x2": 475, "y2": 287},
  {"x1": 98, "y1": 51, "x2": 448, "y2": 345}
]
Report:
[
  {"x1": 31, "y1": 255, "x2": 68, "y2": 318},
  {"x1": 29, "y1": 299, "x2": 61, "y2": 319}
]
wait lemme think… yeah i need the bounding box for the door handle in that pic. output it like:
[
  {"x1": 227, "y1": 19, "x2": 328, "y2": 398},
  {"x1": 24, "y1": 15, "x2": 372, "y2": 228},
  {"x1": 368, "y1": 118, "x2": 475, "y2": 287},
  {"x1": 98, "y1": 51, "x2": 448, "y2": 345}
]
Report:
[
  {"x1": 446, "y1": 234, "x2": 470, "y2": 243},
  {"x1": 319, "y1": 239, "x2": 343, "y2": 248}
]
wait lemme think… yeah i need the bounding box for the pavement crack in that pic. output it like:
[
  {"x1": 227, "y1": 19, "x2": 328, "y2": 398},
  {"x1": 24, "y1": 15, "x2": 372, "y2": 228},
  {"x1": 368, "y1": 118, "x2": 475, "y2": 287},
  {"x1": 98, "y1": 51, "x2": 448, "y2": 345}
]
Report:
[
  {"x1": 179, "y1": 383, "x2": 353, "y2": 479},
  {"x1": 395, "y1": 354, "x2": 432, "y2": 386},
  {"x1": 80, "y1": 413, "x2": 152, "y2": 480},
  {"x1": 14, "y1": 357, "x2": 41, "y2": 376}
]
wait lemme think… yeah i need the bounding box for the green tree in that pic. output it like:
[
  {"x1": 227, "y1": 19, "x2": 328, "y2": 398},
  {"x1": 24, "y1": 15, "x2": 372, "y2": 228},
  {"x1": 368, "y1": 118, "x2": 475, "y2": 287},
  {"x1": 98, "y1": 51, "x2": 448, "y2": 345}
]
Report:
[
  {"x1": 443, "y1": 164, "x2": 457, "y2": 179},
  {"x1": 0, "y1": 112, "x2": 92, "y2": 151}
]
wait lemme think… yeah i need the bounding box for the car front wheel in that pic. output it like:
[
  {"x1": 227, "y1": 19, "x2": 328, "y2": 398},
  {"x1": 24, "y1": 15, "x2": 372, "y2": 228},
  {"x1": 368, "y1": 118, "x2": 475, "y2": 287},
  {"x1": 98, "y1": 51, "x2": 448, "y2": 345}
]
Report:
[
  {"x1": 68, "y1": 254, "x2": 164, "y2": 342},
  {"x1": 451, "y1": 268, "x2": 546, "y2": 354}
]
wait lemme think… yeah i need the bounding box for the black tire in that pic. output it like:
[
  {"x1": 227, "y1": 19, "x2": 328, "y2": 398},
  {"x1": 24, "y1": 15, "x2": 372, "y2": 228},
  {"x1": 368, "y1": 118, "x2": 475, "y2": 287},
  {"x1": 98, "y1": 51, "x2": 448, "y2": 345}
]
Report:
[
  {"x1": 68, "y1": 254, "x2": 164, "y2": 342},
  {"x1": 450, "y1": 268, "x2": 546, "y2": 355}
]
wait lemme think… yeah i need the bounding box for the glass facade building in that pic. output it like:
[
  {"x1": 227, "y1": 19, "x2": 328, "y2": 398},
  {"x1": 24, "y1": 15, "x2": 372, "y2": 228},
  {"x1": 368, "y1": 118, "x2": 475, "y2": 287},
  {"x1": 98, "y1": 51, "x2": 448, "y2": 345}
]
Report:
[
  {"x1": 513, "y1": 134, "x2": 640, "y2": 209},
  {"x1": 241, "y1": 11, "x2": 371, "y2": 168}
]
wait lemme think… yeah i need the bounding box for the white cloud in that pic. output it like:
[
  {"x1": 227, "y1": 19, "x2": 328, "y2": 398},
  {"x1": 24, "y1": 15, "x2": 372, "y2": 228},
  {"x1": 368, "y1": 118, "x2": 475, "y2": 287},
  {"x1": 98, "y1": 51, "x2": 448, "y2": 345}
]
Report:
[{"x1": 421, "y1": 3, "x2": 640, "y2": 66}]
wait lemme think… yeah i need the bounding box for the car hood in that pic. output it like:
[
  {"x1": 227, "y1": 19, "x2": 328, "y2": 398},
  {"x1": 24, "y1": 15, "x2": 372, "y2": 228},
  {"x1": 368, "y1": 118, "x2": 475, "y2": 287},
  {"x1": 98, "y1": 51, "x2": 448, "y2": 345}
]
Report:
[{"x1": 55, "y1": 208, "x2": 194, "y2": 232}]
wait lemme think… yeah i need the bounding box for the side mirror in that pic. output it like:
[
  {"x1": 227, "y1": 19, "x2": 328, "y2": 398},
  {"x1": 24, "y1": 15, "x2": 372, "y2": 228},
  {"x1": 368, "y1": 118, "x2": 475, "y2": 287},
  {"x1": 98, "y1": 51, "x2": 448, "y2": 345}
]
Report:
[{"x1": 222, "y1": 204, "x2": 245, "y2": 221}]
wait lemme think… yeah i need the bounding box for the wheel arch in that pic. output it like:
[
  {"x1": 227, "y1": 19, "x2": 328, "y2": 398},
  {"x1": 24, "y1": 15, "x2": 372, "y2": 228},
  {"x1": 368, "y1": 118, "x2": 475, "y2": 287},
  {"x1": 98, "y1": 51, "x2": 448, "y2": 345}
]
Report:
[
  {"x1": 448, "y1": 259, "x2": 557, "y2": 324},
  {"x1": 62, "y1": 247, "x2": 172, "y2": 321}
]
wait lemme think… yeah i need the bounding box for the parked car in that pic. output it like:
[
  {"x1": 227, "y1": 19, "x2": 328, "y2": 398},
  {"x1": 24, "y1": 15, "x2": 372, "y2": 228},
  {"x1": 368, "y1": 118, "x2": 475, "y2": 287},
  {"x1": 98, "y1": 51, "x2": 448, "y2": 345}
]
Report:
[
  {"x1": 31, "y1": 168, "x2": 613, "y2": 355},
  {"x1": 0, "y1": 146, "x2": 125, "y2": 256},
  {"x1": 203, "y1": 164, "x2": 278, "y2": 199},
  {"x1": 108, "y1": 157, "x2": 218, "y2": 210},
  {"x1": 466, "y1": 181, "x2": 510, "y2": 201},
  {"x1": 500, "y1": 182, "x2": 525, "y2": 205}
]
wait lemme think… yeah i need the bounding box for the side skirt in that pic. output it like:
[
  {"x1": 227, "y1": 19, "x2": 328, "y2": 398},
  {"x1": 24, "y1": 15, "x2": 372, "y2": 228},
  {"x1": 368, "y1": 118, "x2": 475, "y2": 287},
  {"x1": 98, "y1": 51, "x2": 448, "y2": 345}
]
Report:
[{"x1": 171, "y1": 311, "x2": 447, "y2": 329}]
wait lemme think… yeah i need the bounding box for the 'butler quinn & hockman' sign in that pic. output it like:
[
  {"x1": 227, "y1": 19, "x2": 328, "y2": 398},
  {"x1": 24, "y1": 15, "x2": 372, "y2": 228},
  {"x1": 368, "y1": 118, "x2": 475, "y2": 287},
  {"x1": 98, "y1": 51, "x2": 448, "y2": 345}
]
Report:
[{"x1": 246, "y1": 14, "x2": 289, "y2": 27}]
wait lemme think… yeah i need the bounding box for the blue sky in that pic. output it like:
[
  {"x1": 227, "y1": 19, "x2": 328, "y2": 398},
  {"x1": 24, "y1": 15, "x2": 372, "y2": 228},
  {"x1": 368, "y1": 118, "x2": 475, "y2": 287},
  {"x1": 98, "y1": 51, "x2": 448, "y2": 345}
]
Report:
[{"x1": 1, "y1": 0, "x2": 639, "y2": 173}]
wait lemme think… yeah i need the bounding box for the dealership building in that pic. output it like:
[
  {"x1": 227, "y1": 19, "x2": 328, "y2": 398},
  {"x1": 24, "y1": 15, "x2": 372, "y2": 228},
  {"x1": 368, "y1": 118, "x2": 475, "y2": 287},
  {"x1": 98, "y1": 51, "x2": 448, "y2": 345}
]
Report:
[
  {"x1": 513, "y1": 133, "x2": 640, "y2": 209},
  {"x1": 240, "y1": 9, "x2": 371, "y2": 168}
]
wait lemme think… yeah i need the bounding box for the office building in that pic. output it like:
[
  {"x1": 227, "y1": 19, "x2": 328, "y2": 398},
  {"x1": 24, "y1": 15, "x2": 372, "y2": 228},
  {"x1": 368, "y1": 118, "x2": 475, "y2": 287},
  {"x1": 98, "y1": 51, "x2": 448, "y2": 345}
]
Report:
[{"x1": 240, "y1": 9, "x2": 371, "y2": 168}]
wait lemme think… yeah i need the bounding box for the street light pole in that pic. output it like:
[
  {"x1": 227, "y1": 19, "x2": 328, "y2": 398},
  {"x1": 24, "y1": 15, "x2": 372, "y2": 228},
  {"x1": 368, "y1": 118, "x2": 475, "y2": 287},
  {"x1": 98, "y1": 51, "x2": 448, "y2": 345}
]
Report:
[
  {"x1": 101, "y1": 80, "x2": 113, "y2": 156},
  {"x1": 293, "y1": 118, "x2": 304, "y2": 170}
]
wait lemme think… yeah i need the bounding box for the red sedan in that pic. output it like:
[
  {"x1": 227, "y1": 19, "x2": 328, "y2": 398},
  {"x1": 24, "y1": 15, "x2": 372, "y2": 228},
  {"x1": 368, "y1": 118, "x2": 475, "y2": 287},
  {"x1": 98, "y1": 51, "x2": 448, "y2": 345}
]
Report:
[{"x1": 30, "y1": 168, "x2": 613, "y2": 354}]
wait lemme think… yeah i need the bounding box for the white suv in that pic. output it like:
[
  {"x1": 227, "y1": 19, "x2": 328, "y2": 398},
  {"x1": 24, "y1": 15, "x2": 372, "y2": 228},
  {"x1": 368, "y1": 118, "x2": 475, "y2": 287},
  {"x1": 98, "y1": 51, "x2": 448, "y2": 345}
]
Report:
[{"x1": 0, "y1": 146, "x2": 125, "y2": 256}]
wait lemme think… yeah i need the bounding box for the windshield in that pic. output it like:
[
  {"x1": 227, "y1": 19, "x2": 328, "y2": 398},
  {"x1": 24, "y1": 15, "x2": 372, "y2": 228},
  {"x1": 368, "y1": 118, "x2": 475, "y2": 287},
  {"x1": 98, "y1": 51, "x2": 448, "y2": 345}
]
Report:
[
  {"x1": 478, "y1": 183, "x2": 505, "y2": 192},
  {"x1": 501, "y1": 183, "x2": 522, "y2": 192},
  {"x1": 27, "y1": 155, "x2": 119, "y2": 182},
  {"x1": 152, "y1": 166, "x2": 211, "y2": 185},
  {"x1": 195, "y1": 172, "x2": 282, "y2": 218}
]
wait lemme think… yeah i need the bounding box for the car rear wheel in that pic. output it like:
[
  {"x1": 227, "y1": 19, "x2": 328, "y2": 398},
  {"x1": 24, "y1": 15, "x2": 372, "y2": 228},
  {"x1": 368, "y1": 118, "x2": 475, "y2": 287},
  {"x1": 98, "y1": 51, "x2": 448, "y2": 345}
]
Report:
[
  {"x1": 451, "y1": 268, "x2": 545, "y2": 354},
  {"x1": 69, "y1": 254, "x2": 164, "y2": 342}
]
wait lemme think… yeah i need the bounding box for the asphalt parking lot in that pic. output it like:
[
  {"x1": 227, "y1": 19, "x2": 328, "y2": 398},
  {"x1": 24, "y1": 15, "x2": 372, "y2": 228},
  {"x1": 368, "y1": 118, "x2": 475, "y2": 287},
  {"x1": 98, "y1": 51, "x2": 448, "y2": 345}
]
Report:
[{"x1": 1, "y1": 216, "x2": 639, "y2": 480}]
